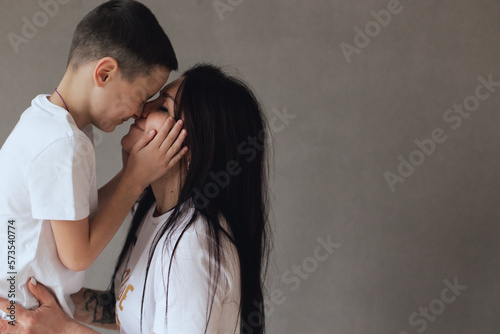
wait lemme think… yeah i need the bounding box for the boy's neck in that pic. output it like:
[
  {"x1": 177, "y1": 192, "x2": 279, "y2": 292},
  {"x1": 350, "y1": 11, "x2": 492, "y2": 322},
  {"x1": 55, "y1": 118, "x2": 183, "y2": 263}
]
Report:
[{"x1": 49, "y1": 70, "x2": 91, "y2": 130}]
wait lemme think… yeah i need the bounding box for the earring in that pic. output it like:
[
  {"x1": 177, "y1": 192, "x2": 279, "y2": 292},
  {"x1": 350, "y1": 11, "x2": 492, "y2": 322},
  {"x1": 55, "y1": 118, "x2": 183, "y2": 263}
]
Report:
[{"x1": 187, "y1": 161, "x2": 190, "y2": 171}]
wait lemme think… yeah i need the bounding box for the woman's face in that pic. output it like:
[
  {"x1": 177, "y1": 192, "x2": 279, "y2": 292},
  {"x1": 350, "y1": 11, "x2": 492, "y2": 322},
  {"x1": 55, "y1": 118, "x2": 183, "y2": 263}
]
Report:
[{"x1": 121, "y1": 78, "x2": 184, "y2": 153}]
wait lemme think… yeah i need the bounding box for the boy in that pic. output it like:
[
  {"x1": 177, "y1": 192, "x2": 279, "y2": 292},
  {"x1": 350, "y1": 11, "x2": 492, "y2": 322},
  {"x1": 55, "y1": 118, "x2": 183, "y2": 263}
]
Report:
[{"x1": 0, "y1": 0, "x2": 186, "y2": 319}]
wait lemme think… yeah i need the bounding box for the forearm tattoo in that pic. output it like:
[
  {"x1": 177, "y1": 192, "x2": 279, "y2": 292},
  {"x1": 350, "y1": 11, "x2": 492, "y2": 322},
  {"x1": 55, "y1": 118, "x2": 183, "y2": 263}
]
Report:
[{"x1": 83, "y1": 289, "x2": 116, "y2": 324}]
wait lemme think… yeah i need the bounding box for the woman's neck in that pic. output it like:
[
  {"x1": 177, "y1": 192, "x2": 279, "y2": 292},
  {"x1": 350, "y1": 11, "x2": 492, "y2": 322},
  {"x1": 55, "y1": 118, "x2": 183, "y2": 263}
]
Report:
[{"x1": 150, "y1": 164, "x2": 183, "y2": 215}]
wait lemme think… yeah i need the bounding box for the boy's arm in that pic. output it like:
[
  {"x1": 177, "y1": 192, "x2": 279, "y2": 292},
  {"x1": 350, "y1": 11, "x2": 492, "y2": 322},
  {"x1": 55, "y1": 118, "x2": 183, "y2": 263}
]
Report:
[
  {"x1": 96, "y1": 169, "x2": 124, "y2": 215},
  {"x1": 51, "y1": 175, "x2": 145, "y2": 271},
  {"x1": 51, "y1": 118, "x2": 187, "y2": 271},
  {"x1": 96, "y1": 149, "x2": 129, "y2": 214}
]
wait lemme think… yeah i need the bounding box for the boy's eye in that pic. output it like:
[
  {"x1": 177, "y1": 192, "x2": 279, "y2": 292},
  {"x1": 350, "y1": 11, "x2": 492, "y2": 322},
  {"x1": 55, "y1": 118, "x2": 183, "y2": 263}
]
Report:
[{"x1": 159, "y1": 106, "x2": 168, "y2": 112}]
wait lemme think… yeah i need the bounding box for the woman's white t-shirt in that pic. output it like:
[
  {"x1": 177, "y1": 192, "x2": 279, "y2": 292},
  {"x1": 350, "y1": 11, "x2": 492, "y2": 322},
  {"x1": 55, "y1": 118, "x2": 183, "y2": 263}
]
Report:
[{"x1": 115, "y1": 203, "x2": 241, "y2": 334}]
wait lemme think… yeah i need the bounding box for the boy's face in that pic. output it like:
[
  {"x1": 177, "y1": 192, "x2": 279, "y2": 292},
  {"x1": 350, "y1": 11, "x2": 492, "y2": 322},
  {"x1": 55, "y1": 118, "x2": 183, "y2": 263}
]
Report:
[
  {"x1": 91, "y1": 66, "x2": 170, "y2": 132},
  {"x1": 121, "y1": 78, "x2": 184, "y2": 153}
]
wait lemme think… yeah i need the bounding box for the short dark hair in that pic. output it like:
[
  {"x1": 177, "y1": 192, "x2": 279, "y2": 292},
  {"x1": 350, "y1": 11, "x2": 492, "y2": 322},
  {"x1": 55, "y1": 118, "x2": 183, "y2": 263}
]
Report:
[{"x1": 67, "y1": 0, "x2": 178, "y2": 80}]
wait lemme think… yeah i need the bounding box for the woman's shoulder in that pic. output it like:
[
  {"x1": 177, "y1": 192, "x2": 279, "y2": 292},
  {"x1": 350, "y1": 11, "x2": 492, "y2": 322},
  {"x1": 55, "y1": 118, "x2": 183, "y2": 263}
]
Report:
[
  {"x1": 157, "y1": 201, "x2": 233, "y2": 250},
  {"x1": 152, "y1": 204, "x2": 240, "y2": 288},
  {"x1": 168, "y1": 208, "x2": 237, "y2": 262}
]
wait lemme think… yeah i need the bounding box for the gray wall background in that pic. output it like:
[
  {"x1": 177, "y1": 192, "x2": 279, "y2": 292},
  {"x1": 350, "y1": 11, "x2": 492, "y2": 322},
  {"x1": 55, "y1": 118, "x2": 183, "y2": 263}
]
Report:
[{"x1": 1, "y1": 0, "x2": 499, "y2": 333}]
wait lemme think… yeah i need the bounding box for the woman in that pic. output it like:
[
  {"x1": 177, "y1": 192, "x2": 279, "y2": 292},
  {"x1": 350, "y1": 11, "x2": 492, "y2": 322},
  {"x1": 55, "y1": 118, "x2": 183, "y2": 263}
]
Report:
[{"x1": 0, "y1": 64, "x2": 270, "y2": 334}]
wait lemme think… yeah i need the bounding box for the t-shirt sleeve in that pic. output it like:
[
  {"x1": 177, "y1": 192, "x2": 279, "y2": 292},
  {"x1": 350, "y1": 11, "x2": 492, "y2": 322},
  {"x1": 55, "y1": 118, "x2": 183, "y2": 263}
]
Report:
[
  {"x1": 151, "y1": 231, "x2": 227, "y2": 334},
  {"x1": 25, "y1": 135, "x2": 95, "y2": 221}
]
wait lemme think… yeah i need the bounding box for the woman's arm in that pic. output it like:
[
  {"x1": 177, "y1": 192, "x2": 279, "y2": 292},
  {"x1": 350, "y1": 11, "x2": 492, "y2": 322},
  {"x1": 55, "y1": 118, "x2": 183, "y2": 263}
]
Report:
[
  {"x1": 0, "y1": 279, "x2": 99, "y2": 334},
  {"x1": 72, "y1": 288, "x2": 118, "y2": 330}
]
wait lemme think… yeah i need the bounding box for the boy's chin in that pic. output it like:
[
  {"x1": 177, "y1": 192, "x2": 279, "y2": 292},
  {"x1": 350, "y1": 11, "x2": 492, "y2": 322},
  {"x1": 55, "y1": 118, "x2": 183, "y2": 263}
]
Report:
[
  {"x1": 95, "y1": 118, "x2": 120, "y2": 133},
  {"x1": 102, "y1": 124, "x2": 117, "y2": 133}
]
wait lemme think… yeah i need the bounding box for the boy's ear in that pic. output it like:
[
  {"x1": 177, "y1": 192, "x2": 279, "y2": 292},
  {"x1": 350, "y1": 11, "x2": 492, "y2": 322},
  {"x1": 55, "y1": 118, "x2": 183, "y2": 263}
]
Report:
[{"x1": 93, "y1": 57, "x2": 119, "y2": 88}]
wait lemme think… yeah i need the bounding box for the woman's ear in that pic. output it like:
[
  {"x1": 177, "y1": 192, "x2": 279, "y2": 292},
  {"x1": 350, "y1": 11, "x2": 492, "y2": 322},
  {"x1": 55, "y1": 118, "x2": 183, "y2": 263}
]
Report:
[{"x1": 93, "y1": 57, "x2": 119, "y2": 87}]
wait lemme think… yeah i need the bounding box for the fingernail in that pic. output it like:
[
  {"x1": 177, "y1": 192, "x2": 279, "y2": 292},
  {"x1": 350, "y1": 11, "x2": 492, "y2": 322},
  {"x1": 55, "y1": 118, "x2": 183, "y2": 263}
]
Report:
[
  {"x1": 149, "y1": 130, "x2": 155, "y2": 135},
  {"x1": 30, "y1": 277, "x2": 37, "y2": 286}
]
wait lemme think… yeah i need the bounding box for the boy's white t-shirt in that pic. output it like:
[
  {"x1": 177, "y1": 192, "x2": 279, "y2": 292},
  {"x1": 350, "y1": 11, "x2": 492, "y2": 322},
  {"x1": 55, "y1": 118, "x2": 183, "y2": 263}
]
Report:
[
  {"x1": 0, "y1": 94, "x2": 98, "y2": 317},
  {"x1": 115, "y1": 203, "x2": 241, "y2": 334}
]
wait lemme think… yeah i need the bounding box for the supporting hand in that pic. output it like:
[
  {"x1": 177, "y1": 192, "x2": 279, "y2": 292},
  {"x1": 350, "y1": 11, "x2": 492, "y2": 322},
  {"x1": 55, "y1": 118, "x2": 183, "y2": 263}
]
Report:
[{"x1": 0, "y1": 278, "x2": 97, "y2": 334}]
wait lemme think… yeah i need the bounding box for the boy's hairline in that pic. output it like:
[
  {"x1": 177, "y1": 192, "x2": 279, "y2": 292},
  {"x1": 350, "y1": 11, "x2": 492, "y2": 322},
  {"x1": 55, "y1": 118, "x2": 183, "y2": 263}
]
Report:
[{"x1": 67, "y1": 57, "x2": 173, "y2": 81}]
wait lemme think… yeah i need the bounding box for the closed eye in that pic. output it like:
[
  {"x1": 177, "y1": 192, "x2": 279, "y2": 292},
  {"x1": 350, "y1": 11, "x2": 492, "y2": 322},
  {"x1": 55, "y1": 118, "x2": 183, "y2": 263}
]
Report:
[{"x1": 159, "y1": 106, "x2": 168, "y2": 112}]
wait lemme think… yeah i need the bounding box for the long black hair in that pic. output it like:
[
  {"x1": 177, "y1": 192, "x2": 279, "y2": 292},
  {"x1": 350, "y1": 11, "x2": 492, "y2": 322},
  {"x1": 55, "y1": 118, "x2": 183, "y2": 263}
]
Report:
[{"x1": 110, "y1": 64, "x2": 270, "y2": 333}]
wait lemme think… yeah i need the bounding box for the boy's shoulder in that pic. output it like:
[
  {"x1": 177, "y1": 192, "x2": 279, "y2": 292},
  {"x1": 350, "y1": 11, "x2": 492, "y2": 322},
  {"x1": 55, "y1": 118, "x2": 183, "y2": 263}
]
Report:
[
  {"x1": 2, "y1": 94, "x2": 94, "y2": 161},
  {"x1": 22, "y1": 94, "x2": 81, "y2": 136}
]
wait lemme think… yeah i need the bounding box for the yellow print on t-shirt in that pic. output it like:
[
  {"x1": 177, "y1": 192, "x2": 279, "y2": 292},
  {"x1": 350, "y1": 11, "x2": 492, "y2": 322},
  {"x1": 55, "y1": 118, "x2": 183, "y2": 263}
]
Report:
[{"x1": 116, "y1": 268, "x2": 135, "y2": 330}]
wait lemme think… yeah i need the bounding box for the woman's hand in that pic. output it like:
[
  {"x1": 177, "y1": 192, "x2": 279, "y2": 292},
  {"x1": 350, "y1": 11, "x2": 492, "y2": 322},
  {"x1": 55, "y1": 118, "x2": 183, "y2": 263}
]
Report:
[{"x1": 0, "y1": 278, "x2": 97, "y2": 334}]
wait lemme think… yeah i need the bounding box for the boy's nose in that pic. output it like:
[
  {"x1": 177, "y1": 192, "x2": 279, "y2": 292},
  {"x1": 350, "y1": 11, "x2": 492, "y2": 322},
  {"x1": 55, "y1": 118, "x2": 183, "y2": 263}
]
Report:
[
  {"x1": 141, "y1": 102, "x2": 153, "y2": 118},
  {"x1": 132, "y1": 107, "x2": 143, "y2": 119}
]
